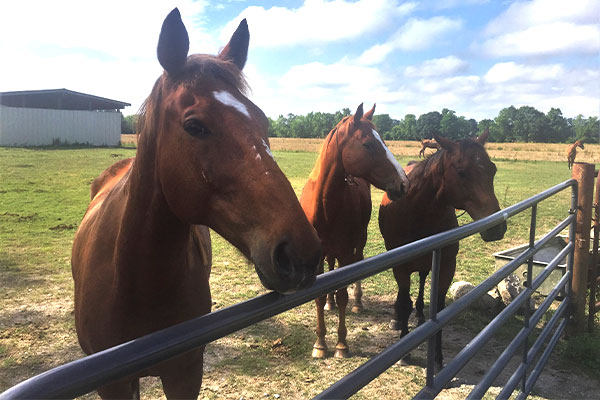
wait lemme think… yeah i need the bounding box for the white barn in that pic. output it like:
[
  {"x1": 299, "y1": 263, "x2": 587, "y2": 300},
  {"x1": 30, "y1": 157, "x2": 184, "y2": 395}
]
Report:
[{"x1": 0, "y1": 89, "x2": 130, "y2": 146}]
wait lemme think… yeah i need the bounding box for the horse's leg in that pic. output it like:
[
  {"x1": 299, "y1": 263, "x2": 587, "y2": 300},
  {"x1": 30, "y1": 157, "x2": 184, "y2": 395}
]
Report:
[
  {"x1": 324, "y1": 255, "x2": 336, "y2": 311},
  {"x1": 334, "y1": 285, "x2": 350, "y2": 358},
  {"x1": 390, "y1": 267, "x2": 412, "y2": 337},
  {"x1": 96, "y1": 378, "x2": 139, "y2": 400},
  {"x1": 351, "y1": 249, "x2": 364, "y2": 313},
  {"x1": 313, "y1": 259, "x2": 328, "y2": 358},
  {"x1": 160, "y1": 349, "x2": 204, "y2": 399},
  {"x1": 351, "y1": 280, "x2": 363, "y2": 313},
  {"x1": 433, "y1": 257, "x2": 456, "y2": 371},
  {"x1": 415, "y1": 270, "x2": 428, "y2": 326},
  {"x1": 333, "y1": 255, "x2": 352, "y2": 358}
]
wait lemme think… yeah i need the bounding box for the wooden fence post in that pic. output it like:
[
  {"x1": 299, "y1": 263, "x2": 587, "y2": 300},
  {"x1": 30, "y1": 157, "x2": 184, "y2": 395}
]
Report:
[
  {"x1": 589, "y1": 171, "x2": 600, "y2": 332},
  {"x1": 571, "y1": 162, "x2": 595, "y2": 334}
]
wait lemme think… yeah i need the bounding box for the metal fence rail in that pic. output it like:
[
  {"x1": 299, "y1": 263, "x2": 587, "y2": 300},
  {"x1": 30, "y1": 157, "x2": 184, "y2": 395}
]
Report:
[{"x1": 0, "y1": 179, "x2": 577, "y2": 400}]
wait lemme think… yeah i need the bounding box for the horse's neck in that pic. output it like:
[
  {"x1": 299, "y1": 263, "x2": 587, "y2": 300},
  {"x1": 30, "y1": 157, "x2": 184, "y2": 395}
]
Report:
[
  {"x1": 305, "y1": 134, "x2": 348, "y2": 223},
  {"x1": 409, "y1": 157, "x2": 453, "y2": 214},
  {"x1": 116, "y1": 138, "x2": 191, "y2": 275}
]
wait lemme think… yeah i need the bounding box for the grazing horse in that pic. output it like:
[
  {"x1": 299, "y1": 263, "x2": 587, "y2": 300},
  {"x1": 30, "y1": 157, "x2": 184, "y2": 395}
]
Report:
[
  {"x1": 300, "y1": 104, "x2": 409, "y2": 358},
  {"x1": 566, "y1": 140, "x2": 584, "y2": 169},
  {"x1": 378, "y1": 129, "x2": 506, "y2": 369},
  {"x1": 419, "y1": 138, "x2": 440, "y2": 157},
  {"x1": 71, "y1": 9, "x2": 321, "y2": 399}
]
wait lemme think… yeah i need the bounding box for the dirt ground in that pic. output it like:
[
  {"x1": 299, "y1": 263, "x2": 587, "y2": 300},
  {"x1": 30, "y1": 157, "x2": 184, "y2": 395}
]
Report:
[{"x1": 4, "y1": 281, "x2": 599, "y2": 399}]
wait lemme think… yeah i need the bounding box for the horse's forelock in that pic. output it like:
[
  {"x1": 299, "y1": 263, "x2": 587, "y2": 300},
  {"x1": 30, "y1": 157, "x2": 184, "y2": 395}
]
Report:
[{"x1": 137, "y1": 55, "x2": 249, "y2": 140}]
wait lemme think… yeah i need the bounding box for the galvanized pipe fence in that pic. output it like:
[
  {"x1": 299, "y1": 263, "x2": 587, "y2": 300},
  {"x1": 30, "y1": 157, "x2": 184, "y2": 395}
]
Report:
[{"x1": 0, "y1": 178, "x2": 578, "y2": 400}]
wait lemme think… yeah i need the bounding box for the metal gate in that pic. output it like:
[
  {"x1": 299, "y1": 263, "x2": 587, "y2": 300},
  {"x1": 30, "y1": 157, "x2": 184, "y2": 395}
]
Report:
[{"x1": 0, "y1": 178, "x2": 578, "y2": 399}]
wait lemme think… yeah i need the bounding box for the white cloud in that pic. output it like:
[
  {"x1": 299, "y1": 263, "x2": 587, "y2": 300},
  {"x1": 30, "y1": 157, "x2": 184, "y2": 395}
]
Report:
[
  {"x1": 485, "y1": 0, "x2": 599, "y2": 35},
  {"x1": 0, "y1": 1, "x2": 237, "y2": 114},
  {"x1": 0, "y1": 1, "x2": 213, "y2": 59},
  {"x1": 404, "y1": 56, "x2": 469, "y2": 78},
  {"x1": 483, "y1": 22, "x2": 600, "y2": 57},
  {"x1": 357, "y1": 44, "x2": 395, "y2": 66},
  {"x1": 484, "y1": 62, "x2": 565, "y2": 83},
  {"x1": 248, "y1": 52, "x2": 598, "y2": 122},
  {"x1": 358, "y1": 16, "x2": 463, "y2": 64},
  {"x1": 391, "y1": 17, "x2": 463, "y2": 50},
  {"x1": 220, "y1": 0, "x2": 418, "y2": 48},
  {"x1": 482, "y1": 0, "x2": 600, "y2": 57}
]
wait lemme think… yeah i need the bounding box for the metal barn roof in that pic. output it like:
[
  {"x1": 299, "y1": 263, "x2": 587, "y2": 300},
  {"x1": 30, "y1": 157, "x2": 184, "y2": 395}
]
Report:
[{"x1": 0, "y1": 89, "x2": 130, "y2": 111}]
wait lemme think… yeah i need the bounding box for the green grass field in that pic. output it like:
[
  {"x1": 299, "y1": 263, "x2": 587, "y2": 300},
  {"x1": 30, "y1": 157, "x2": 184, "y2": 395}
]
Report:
[{"x1": 1, "y1": 145, "x2": 599, "y2": 399}]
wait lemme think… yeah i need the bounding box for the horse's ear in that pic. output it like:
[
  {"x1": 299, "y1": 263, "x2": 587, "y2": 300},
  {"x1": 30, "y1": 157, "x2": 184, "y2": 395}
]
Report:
[
  {"x1": 364, "y1": 104, "x2": 376, "y2": 121},
  {"x1": 353, "y1": 103, "x2": 364, "y2": 124},
  {"x1": 219, "y1": 19, "x2": 249, "y2": 70},
  {"x1": 476, "y1": 128, "x2": 489, "y2": 145},
  {"x1": 434, "y1": 134, "x2": 457, "y2": 152},
  {"x1": 157, "y1": 8, "x2": 190, "y2": 75}
]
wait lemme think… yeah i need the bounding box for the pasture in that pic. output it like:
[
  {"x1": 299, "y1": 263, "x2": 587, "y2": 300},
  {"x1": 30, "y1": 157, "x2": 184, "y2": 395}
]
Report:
[{"x1": 1, "y1": 141, "x2": 600, "y2": 399}]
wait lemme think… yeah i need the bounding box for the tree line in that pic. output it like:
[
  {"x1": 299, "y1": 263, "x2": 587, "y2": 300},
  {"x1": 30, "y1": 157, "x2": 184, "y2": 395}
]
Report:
[{"x1": 121, "y1": 105, "x2": 599, "y2": 143}]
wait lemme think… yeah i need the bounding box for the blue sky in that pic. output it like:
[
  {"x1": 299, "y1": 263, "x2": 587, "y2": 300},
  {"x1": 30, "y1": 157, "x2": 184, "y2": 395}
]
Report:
[{"x1": 1, "y1": 0, "x2": 598, "y2": 121}]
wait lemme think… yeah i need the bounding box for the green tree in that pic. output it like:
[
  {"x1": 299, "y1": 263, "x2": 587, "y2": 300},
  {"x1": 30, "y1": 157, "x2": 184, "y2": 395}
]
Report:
[
  {"x1": 573, "y1": 115, "x2": 600, "y2": 144},
  {"x1": 494, "y1": 106, "x2": 518, "y2": 142},
  {"x1": 372, "y1": 114, "x2": 396, "y2": 138},
  {"x1": 121, "y1": 114, "x2": 138, "y2": 134},
  {"x1": 546, "y1": 108, "x2": 571, "y2": 142},
  {"x1": 514, "y1": 106, "x2": 549, "y2": 142},
  {"x1": 417, "y1": 111, "x2": 442, "y2": 139}
]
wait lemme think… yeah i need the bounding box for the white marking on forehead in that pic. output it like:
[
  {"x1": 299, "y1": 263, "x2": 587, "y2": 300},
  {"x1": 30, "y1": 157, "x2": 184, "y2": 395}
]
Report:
[
  {"x1": 213, "y1": 90, "x2": 250, "y2": 119},
  {"x1": 262, "y1": 138, "x2": 274, "y2": 160},
  {"x1": 372, "y1": 129, "x2": 409, "y2": 182}
]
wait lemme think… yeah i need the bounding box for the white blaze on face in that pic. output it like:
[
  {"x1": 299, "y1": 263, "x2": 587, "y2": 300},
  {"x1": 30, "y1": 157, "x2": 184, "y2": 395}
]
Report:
[
  {"x1": 372, "y1": 129, "x2": 409, "y2": 185},
  {"x1": 213, "y1": 90, "x2": 250, "y2": 119}
]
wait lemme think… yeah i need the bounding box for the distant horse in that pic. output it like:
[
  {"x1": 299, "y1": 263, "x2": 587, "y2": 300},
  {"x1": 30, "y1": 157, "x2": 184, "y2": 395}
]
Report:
[
  {"x1": 378, "y1": 129, "x2": 506, "y2": 369},
  {"x1": 300, "y1": 104, "x2": 409, "y2": 358},
  {"x1": 71, "y1": 9, "x2": 321, "y2": 399},
  {"x1": 419, "y1": 138, "x2": 440, "y2": 157},
  {"x1": 566, "y1": 140, "x2": 584, "y2": 169}
]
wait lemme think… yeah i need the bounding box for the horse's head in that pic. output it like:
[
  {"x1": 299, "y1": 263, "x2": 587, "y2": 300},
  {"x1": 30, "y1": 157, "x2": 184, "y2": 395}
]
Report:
[
  {"x1": 576, "y1": 140, "x2": 585, "y2": 149},
  {"x1": 142, "y1": 9, "x2": 321, "y2": 293},
  {"x1": 337, "y1": 104, "x2": 409, "y2": 200},
  {"x1": 433, "y1": 129, "x2": 506, "y2": 242}
]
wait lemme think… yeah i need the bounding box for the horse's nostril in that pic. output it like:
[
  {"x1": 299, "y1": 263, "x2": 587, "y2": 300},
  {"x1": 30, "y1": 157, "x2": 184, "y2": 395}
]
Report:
[{"x1": 274, "y1": 241, "x2": 293, "y2": 277}]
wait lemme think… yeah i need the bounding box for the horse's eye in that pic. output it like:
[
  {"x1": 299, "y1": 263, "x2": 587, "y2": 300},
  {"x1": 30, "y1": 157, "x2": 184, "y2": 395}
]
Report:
[
  {"x1": 457, "y1": 169, "x2": 467, "y2": 179},
  {"x1": 363, "y1": 141, "x2": 375, "y2": 150},
  {"x1": 183, "y1": 119, "x2": 210, "y2": 137}
]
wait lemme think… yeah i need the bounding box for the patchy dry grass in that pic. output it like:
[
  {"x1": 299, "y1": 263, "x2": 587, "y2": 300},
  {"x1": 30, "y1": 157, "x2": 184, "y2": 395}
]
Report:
[
  {"x1": 1, "y1": 143, "x2": 599, "y2": 399},
  {"x1": 268, "y1": 137, "x2": 600, "y2": 165}
]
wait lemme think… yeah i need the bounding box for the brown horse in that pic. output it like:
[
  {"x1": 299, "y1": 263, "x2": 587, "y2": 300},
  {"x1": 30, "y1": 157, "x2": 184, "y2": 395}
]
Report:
[
  {"x1": 71, "y1": 9, "x2": 321, "y2": 399},
  {"x1": 378, "y1": 129, "x2": 506, "y2": 369},
  {"x1": 566, "y1": 139, "x2": 584, "y2": 169},
  {"x1": 300, "y1": 104, "x2": 409, "y2": 358},
  {"x1": 419, "y1": 138, "x2": 440, "y2": 157}
]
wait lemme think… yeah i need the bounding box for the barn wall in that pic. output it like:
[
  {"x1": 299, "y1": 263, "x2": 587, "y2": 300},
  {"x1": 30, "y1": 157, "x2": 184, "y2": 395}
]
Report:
[{"x1": 0, "y1": 105, "x2": 122, "y2": 146}]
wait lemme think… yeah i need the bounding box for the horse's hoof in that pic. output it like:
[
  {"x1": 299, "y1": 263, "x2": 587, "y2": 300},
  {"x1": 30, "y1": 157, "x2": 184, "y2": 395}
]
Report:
[
  {"x1": 399, "y1": 353, "x2": 413, "y2": 366},
  {"x1": 324, "y1": 302, "x2": 336, "y2": 311},
  {"x1": 389, "y1": 319, "x2": 401, "y2": 330},
  {"x1": 334, "y1": 345, "x2": 350, "y2": 358},
  {"x1": 416, "y1": 316, "x2": 426, "y2": 326},
  {"x1": 312, "y1": 346, "x2": 328, "y2": 358},
  {"x1": 351, "y1": 304, "x2": 363, "y2": 313},
  {"x1": 436, "y1": 361, "x2": 446, "y2": 373}
]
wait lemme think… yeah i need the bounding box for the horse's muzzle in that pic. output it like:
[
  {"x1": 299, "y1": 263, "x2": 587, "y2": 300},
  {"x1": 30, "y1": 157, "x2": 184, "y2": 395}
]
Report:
[
  {"x1": 256, "y1": 241, "x2": 320, "y2": 294},
  {"x1": 480, "y1": 221, "x2": 507, "y2": 242}
]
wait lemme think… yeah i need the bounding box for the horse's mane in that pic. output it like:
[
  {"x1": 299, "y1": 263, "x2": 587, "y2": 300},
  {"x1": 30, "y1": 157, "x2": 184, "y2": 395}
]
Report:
[
  {"x1": 409, "y1": 137, "x2": 484, "y2": 193},
  {"x1": 307, "y1": 115, "x2": 375, "y2": 181},
  {"x1": 137, "y1": 54, "x2": 249, "y2": 138}
]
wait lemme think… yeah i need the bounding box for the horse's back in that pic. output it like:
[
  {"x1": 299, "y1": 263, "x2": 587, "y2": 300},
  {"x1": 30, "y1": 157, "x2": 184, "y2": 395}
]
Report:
[
  {"x1": 379, "y1": 191, "x2": 458, "y2": 270},
  {"x1": 90, "y1": 158, "x2": 134, "y2": 200}
]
